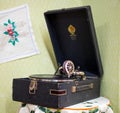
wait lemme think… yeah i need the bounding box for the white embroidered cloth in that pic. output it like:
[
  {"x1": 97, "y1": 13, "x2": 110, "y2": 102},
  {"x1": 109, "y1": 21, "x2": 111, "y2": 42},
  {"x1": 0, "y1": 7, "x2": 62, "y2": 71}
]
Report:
[
  {"x1": 18, "y1": 97, "x2": 114, "y2": 113},
  {"x1": 0, "y1": 4, "x2": 39, "y2": 63}
]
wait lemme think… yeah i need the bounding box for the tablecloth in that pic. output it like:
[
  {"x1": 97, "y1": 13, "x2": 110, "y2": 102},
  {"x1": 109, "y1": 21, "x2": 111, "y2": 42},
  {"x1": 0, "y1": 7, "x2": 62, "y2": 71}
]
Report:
[{"x1": 18, "y1": 97, "x2": 114, "y2": 113}]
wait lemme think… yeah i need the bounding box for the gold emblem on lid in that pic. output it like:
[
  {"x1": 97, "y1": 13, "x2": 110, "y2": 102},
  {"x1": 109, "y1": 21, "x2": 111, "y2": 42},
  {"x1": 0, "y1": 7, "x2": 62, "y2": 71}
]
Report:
[
  {"x1": 68, "y1": 24, "x2": 77, "y2": 40},
  {"x1": 68, "y1": 25, "x2": 76, "y2": 35}
]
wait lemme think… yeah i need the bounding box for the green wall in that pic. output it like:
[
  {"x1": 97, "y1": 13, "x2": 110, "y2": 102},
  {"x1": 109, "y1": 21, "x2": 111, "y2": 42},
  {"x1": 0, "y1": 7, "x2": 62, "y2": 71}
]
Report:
[
  {"x1": 0, "y1": 0, "x2": 119, "y2": 113},
  {"x1": 82, "y1": 1, "x2": 120, "y2": 113}
]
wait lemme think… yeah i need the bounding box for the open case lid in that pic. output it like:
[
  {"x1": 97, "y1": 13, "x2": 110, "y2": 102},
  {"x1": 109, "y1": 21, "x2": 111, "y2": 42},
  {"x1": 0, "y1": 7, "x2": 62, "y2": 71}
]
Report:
[{"x1": 44, "y1": 6, "x2": 103, "y2": 77}]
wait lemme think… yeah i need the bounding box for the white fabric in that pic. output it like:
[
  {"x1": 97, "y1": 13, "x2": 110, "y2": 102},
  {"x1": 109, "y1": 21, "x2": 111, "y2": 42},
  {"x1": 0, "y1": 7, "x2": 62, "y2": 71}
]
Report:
[{"x1": 0, "y1": 4, "x2": 39, "y2": 63}]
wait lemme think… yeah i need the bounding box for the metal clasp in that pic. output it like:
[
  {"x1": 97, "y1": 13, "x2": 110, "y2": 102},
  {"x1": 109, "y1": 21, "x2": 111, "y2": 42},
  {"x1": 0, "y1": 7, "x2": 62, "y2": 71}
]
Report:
[
  {"x1": 71, "y1": 83, "x2": 94, "y2": 93},
  {"x1": 29, "y1": 78, "x2": 38, "y2": 94}
]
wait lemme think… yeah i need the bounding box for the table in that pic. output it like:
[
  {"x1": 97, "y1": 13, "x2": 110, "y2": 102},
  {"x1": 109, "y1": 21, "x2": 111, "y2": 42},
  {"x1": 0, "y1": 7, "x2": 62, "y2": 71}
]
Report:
[{"x1": 18, "y1": 97, "x2": 114, "y2": 113}]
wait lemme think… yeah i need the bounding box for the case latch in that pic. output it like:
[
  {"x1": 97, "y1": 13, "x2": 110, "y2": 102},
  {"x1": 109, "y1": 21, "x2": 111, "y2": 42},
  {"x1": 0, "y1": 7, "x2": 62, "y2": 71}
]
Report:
[{"x1": 29, "y1": 78, "x2": 38, "y2": 94}]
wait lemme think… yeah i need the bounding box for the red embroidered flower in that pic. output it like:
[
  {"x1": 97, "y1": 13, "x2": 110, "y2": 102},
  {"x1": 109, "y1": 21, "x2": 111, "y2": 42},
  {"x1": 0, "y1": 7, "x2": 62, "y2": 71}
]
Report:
[{"x1": 3, "y1": 19, "x2": 19, "y2": 46}]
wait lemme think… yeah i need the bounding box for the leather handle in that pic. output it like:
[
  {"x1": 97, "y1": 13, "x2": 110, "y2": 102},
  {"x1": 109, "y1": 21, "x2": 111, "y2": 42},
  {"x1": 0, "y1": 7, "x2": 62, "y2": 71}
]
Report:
[{"x1": 50, "y1": 89, "x2": 67, "y2": 96}]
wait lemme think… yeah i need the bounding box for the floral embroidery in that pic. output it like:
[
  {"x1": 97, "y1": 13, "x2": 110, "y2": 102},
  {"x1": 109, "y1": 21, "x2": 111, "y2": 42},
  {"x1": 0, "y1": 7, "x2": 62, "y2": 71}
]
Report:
[{"x1": 3, "y1": 19, "x2": 19, "y2": 46}]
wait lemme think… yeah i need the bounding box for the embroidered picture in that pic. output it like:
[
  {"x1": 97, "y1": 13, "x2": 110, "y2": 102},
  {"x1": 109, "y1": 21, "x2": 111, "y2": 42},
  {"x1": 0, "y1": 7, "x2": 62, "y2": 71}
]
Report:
[
  {"x1": 3, "y1": 19, "x2": 19, "y2": 46},
  {"x1": 0, "y1": 5, "x2": 39, "y2": 64}
]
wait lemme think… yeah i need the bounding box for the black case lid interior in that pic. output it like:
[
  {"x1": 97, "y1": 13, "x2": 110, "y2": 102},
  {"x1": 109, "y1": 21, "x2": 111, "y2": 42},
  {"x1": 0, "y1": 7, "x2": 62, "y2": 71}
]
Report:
[{"x1": 44, "y1": 6, "x2": 103, "y2": 77}]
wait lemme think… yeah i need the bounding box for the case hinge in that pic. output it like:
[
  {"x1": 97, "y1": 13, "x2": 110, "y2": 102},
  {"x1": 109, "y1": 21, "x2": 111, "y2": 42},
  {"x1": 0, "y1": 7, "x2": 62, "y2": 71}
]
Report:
[{"x1": 71, "y1": 83, "x2": 94, "y2": 93}]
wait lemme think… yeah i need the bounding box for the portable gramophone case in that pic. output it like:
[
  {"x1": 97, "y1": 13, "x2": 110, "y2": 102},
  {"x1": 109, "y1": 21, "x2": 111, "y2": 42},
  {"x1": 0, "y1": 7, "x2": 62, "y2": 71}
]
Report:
[{"x1": 12, "y1": 6, "x2": 103, "y2": 108}]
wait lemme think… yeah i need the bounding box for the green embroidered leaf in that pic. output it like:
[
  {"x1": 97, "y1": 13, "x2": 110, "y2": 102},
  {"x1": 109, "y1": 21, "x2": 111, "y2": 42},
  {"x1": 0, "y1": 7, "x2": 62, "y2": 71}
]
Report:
[
  {"x1": 8, "y1": 39, "x2": 12, "y2": 43},
  {"x1": 14, "y1": 31, "x2": 19, "y2": 37},
  {"x1": 12, "y1": 41, "x2": 15, "y2": 46},
  {"x1": 12, "y1": 24, "x2": 16, "y2": 30},
  {"x1": 4, "y1": 31, "x2": 9, "y2": 35},
  {"x1": 12, "y1": 22, "x2": 15, "y2": 26},
  {"x1": 4, "y1": 23, "x2": 8, "y2": 26},
  {"x1": 15, "y1": 38, "x2": 19, "y2": 42},
  {"x1": 12, "y1": 22, "x2": 15, "y2": 25},
  {"x1": 8, "y1": 19, "x2": 11, "y2": 24}
]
